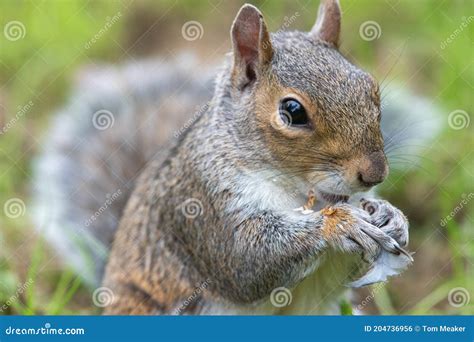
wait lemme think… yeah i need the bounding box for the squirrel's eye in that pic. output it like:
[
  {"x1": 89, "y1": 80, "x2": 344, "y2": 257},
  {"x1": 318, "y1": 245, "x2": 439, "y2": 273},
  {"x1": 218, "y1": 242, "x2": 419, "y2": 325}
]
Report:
[{"x1": 279, "y1": 98, "x2": 309, "y2": 127}]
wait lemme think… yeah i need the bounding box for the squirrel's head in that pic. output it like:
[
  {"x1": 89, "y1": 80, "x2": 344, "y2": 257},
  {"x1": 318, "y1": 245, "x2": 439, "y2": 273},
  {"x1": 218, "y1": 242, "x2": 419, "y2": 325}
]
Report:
[{"x1": 226, "y1": 0, "x2": 388, "y2": 203}]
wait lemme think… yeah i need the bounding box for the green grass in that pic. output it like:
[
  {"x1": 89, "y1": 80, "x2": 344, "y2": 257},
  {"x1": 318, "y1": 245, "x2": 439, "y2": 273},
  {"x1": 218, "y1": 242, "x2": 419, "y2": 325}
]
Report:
[
  {"x1": 0, "y1": 238, "x2": 87, "y2": 315},
  {"x1": 0, "y1": 0, "x2": 472, "y2": 315}
]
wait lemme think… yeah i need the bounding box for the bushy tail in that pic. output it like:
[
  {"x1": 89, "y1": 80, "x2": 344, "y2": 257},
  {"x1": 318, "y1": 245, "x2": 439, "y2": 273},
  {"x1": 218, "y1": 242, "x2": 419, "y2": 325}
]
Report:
[
  {"x1": 31, "y1": 59, "x2": 440, "y2": 287},
  {"x1": 380, "y1": 84, "x2": 442, "y2": 171},
  {"x1": 31, "y1": 55, "x2": 215, "y2": 286}
]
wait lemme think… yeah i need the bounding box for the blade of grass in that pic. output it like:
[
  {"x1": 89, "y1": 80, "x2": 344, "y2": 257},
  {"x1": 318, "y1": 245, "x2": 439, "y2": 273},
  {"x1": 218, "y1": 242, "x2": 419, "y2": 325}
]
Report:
[
  {"x1": 373, "y1": 284, "x2": 396, "y2": 315},
  {"x1": 406, "y1": 279, "x2": 458, "y2": 315},
  {"x1": 45, "y1": 269, "x2": 75, "y2": 314},
  {"x1": 48, "y1": 272, "x2": 83, "y2": 315},
  {"x1": 24, "y1": 239, "x2": 44, "y2": 315}
]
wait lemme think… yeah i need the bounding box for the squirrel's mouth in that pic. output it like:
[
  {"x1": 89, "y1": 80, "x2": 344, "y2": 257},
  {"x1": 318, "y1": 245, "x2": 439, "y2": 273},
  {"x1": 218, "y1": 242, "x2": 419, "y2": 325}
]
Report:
[{"x1": 318, "y1": 191, "x2": 349, "y2": 204}]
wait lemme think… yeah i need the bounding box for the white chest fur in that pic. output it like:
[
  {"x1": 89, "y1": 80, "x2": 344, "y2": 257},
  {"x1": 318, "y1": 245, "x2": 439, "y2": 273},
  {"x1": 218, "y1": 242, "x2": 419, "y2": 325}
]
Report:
[{"x1": 205, "y1": 169, "x2": 364, "y2": 315}]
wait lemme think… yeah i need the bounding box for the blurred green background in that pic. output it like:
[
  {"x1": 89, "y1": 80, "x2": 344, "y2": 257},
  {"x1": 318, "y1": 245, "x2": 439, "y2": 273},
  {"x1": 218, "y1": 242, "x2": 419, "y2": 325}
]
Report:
[{"x1": 0, "y1": 0, "x2": 472, "y2": 315}]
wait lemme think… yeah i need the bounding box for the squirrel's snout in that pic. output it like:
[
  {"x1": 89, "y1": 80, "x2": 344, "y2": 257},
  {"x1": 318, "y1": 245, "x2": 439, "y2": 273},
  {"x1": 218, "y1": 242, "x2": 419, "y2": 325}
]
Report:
[{"x1": 356, "y1": 151, "x2": 388, "y2": 188}]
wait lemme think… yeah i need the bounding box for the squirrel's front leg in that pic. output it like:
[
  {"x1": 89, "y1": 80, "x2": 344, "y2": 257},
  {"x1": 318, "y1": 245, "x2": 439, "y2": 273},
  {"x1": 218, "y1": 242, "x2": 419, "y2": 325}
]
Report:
[
  {"x1": 215, "y1": 201, "x2": 409, "y2": 304},
  {"x1": 317, "y1": 200, "x2": 412, "y2": 288}
]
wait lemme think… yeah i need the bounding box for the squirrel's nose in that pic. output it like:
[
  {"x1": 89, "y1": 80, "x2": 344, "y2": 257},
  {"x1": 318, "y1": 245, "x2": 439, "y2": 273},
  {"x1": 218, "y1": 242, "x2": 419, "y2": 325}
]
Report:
[{"x1": 357, "y1": 151, "x2": 388, "y2": 188}]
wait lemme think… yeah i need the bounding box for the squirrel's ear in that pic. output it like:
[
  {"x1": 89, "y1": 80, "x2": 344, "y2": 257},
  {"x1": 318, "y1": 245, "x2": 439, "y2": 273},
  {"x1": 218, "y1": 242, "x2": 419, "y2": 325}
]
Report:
[
  {"x1": 231, "y1": 4, "x2": 273, "y2": 89},
  {"x1": 310, "y1": 0, "x2": 341, "y2": 47}
]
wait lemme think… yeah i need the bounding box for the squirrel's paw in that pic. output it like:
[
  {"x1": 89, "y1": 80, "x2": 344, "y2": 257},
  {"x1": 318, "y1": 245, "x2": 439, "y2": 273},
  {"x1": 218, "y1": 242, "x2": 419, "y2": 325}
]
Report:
[
  {"x1": 346, "y1": 199, "x2": 413, "y2": 288},
  {"x1": 320, "y1": 204, "x2": 397, "y2": 263},
  {"x1": 361, "y1": 198, "x2": 409, "y2": 248},
  {"x1": 320, "y1": 203, "x2": 413, "y2": 288}
]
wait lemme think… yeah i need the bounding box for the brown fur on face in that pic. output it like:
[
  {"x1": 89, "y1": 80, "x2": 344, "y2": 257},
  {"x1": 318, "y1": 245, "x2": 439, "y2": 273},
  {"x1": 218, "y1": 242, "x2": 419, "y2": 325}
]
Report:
[{"x1": 249, "y1": 31, "x2": 387, "y2": 195}]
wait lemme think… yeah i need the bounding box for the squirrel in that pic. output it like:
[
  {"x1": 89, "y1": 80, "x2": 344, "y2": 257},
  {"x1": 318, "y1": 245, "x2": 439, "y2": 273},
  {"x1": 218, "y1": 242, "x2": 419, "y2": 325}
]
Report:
[{"x1": 32, "y1": 0, "x2": 441, "y2": 315}]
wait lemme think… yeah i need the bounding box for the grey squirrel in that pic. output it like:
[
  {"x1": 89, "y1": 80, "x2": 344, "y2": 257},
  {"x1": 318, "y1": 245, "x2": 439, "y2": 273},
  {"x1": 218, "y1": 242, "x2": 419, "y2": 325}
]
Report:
[{"x1": 32, "y1": 1, "x2": 440, "y2": 314}]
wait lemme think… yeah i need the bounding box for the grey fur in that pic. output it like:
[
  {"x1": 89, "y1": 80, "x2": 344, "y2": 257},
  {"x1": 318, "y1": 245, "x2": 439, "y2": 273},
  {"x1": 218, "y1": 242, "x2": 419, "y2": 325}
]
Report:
[
  {"x1": 32, "y1": 55, "x2": 216, "y2": 284},
  {"x1": 31, "y1": 2, "x2": 440, "y2": 314}
]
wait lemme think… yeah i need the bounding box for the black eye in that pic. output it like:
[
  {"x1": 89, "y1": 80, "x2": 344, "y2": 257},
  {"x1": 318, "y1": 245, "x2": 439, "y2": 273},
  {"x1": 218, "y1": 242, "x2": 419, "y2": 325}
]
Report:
[{"x1": 279, "y1": 98, "x2": 309, "y2": 127}]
